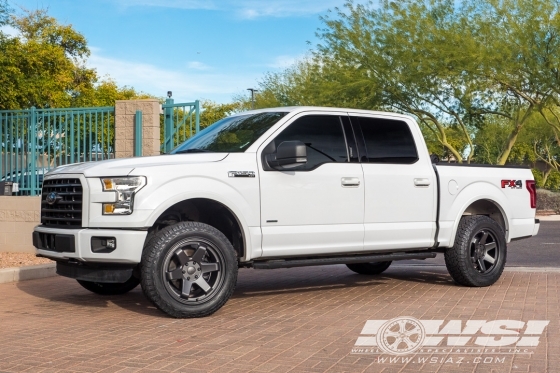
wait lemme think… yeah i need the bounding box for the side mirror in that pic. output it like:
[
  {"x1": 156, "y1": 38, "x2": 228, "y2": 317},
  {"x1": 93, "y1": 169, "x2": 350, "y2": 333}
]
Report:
[{"x1": 266, "y1": 140, "x2": 307, "y2": 169}]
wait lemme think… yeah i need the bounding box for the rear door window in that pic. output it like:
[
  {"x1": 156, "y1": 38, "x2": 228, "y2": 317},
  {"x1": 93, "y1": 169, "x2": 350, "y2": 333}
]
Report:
[{"x1": 351, "y1": 117, "x2": 418, "y2": 164}]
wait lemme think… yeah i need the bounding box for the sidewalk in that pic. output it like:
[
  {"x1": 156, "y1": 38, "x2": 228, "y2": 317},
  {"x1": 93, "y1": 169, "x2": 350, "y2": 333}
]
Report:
[
  {"x1": 0, "y1": 265, "x2": 557, "y2": 373},
  {"x1": 536, "y1": 214, "x2": 560, "y2": 221},
  {"x1": 0, "y1": 263, "x2": 55, "y2": 284}
]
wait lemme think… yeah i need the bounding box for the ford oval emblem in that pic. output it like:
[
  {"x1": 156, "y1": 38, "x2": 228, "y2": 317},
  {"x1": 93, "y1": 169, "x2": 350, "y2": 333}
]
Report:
[{"x1": 46, "y1": 192, "x2": 59, "y2": 205}]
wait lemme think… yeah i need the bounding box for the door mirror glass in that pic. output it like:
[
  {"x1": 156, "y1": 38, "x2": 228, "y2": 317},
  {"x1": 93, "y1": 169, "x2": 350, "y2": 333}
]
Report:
[{"x1": 266, "y1": 140, "x2": 307, "y2": 169}]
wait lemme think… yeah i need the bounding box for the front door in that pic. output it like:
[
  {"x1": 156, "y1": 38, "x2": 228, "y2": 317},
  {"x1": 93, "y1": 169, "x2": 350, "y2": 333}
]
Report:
[{"x1": 258, "y1": 112, "x2": 364, "y2": 258}]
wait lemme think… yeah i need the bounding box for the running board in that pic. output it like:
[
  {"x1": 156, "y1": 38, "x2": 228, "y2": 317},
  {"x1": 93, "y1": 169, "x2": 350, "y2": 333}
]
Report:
[{"x1": 252, "y1": 252, "x2": 437, "y2": 269}]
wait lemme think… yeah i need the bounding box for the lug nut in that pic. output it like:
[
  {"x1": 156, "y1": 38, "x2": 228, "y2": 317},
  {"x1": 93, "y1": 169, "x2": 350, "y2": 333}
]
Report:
[
  {"x1": 187, "y1": 277, "x2": 190, "y2": 280},
  {"x1": 195, "y1": 275, "x2": 198, "y2": 279}
]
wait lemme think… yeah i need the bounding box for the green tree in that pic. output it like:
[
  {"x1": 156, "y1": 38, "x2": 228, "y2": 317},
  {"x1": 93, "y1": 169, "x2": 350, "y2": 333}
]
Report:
[
  {"x1": 464, "y1": 0, "x2": 560, "y2": 164},
  {"x1": 0, "y1": 9, "x2": 96, "y2": 109},
  {"x1": 199, "y1": 100, "x2": 241, "y2": 129},
  {"x1": 0, "y1": 0, "x2": 9, "y2": 27}
]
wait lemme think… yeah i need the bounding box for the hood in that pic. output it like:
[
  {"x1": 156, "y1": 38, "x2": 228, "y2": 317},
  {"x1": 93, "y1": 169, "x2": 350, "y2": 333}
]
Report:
[{"x1": 47, "y1": 153, "x2": 229, "y2": 177}]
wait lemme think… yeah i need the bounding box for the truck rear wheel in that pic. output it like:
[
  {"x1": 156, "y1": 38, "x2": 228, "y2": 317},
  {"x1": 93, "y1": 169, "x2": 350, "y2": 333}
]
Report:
[
  {"x1": 346, "y1": 261, "x2": 392, "y2": 275},
  {"x1": 445, "y1": 215, "x2": 506, "y2": 287},
  {"x1": 141, "y1": 222, "x2": 238, "y2": 318},
  {"x1": 77, "y1": 276, "x2": 140, "y2": 295}
]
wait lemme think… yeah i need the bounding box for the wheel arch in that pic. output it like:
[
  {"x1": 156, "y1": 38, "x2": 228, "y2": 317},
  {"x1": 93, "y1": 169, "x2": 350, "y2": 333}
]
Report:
[
  {"x1": 442, "y1": 182, "x2": 512, "y2": 246},
  {"x1": 450, "y1": 198, "x2": 509, "y2": 245},
  {"x1": 145, "y1": 197, "x2": 249, "y2": 261}
]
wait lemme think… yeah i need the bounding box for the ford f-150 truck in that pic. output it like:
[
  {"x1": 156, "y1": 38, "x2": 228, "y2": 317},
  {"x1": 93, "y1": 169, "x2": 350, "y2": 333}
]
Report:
[{"x1": 33, "y1": 107, "x2": 540, "y2": 318}]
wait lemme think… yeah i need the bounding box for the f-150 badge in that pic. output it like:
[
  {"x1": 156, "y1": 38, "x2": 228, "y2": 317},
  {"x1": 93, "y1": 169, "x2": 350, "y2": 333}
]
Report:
[
  {"x1": 501, "y1": 179, "x2": 522, "y2": 189},
  {"x1": 228, "y1": 171, "x2": 255, "y2": 178}
]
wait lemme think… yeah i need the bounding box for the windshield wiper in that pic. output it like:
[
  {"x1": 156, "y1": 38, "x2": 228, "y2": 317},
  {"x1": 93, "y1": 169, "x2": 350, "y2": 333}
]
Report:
[{"x1": 174, "y1": 148, "x2": 213, "y2": 154}]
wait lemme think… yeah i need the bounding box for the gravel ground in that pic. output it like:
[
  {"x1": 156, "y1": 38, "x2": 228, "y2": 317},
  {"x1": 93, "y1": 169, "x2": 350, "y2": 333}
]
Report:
[{"x1": 0, "y1": 253, "x2": 53, "y2": 269}]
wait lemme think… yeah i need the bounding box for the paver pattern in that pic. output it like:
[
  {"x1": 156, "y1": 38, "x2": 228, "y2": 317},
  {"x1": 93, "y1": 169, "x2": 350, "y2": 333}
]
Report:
[{"x1": 0, "y1": 265, "x2": 557, "y2": 373}]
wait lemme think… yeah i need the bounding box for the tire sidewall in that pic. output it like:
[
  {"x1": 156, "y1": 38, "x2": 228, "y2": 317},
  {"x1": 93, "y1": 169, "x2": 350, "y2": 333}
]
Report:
[
  {"x1": 141, "y1": 222, "x2": 238, "y2": 317},
  {"x1": 450, "y1": 216, "x2": 507, "y2": 287}
]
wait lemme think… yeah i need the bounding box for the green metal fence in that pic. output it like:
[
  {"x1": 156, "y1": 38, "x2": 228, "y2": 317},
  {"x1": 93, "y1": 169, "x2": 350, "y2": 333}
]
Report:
[
  {"x1": 0, "y1": 106, "x2": 115, "y2": 196},
  {"x1": 162, "y1": 98, "x2": 200, "y2": 154}
]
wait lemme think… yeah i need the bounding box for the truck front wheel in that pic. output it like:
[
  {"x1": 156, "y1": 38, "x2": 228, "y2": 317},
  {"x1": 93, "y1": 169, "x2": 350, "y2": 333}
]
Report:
[
  {"x1": 141, "y1": 222, "x2": 238, "y2": 318},
  {"x1": 445, "y1": 215, "x2": 507, "y2": 287}
]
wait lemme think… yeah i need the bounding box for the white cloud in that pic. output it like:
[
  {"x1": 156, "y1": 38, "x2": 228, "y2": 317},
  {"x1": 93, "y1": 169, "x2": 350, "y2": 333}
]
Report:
[
  {"x1": 114, "y1": 0, "x2": 217, "y2": 10},
  {"x1": 110, "y1": 0, "x2": 347, "y2": 18},
  {"x1": 88, "y1": 48, "x2": 259, "y2": 103},
  {"x1": 187, "y1": 61, "x2": 211, "y2": 70},
  {"x1": 268, "y1": 55, "x2": 301, "y2": 69}
]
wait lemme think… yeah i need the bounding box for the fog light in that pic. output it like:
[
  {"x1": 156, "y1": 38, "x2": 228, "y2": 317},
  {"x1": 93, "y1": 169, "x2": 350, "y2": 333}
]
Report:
[{"x1": 91, "y1": 237, "x2": 117, "y2": 253}]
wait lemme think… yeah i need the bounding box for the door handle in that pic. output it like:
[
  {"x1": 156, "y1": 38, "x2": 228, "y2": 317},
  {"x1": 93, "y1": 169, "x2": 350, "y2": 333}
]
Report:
[
  {"x1": 341, "y1": 177, "x2": 360, "y2": 187},
  {"x1": 414, "y1": 178, "x2": 431, "y2": 187}
]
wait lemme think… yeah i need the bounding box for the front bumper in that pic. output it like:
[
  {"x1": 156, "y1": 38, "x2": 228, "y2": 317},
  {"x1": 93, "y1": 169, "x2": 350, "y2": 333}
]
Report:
[{"x1": 33, "y1": 225, "x2": 148, "y2": 264}]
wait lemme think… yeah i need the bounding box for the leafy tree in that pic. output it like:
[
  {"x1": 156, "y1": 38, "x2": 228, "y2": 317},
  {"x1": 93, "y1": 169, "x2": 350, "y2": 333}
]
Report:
[
  {"x1": 199, "y1": 100, "x2": 241, "y2": 129},
  {"x1": 464, "y1": 0, "x2": 560, "y2": 164},
  {"x1": 0, "y1": 0, "x2": 9, "y2": 28},
  {"x1": 0, "y1": 9, "x2": 96, "y2": 109}
]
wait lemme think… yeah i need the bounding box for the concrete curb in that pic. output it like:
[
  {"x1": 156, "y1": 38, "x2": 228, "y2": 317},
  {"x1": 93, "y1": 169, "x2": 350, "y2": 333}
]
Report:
[
  {"x1": 536, "y1": 214, "x2": 560, "y2": 221},
  {"x1": 0, "y1": 263, "x2": 56, "y2": 284}
]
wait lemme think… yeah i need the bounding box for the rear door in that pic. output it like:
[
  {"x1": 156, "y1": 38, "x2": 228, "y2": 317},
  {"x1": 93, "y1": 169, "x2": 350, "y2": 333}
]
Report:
[{"x1": 350, "y1": 115, "x2": 437, "y2": 251}]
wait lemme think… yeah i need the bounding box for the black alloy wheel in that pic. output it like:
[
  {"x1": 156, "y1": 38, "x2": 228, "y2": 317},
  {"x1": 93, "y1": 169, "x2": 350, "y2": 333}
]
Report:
[
  {"x1": 445, "y1": 215, "x2": 507, "y2": 287},
  {"x1": 141, "y1": 222, "x2": 238, "y2": 318},
  {"x1": 162, "y1": 239, "x2": 224, "y2": 304}
]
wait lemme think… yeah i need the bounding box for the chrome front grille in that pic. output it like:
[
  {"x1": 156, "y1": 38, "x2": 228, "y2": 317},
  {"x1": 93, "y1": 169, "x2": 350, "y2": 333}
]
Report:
[{"x1": 41, "y1": 178, "x2": 83, "y2": 227}]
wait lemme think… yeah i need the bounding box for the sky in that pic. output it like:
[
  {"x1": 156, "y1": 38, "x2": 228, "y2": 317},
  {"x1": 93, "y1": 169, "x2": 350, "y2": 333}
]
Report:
[{"x1": 3, "y1": 0, "x2": 356, "y2": 104}]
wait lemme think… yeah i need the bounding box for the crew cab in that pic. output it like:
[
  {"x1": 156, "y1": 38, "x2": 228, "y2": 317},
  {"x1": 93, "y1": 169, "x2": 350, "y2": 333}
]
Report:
[{"x1": 33, "y1": 107, "x2": 540, "y2": 318}]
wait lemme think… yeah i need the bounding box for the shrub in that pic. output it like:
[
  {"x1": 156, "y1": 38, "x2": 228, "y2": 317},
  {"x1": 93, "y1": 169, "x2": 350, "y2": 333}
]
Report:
[{"x1": 536, "y1": 189, "x2": 560, "y2": 213}]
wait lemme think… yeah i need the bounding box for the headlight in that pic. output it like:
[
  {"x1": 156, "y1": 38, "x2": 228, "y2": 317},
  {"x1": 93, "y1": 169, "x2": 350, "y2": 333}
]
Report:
[{"x1": 101, "y1": 176, "x2": 146, "y2": 215}]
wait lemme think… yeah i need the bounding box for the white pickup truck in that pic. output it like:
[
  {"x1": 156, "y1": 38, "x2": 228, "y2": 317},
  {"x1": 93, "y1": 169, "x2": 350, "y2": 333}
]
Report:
[{"x1": 33, "y1": 107, "x2": 540, "y2": 318}]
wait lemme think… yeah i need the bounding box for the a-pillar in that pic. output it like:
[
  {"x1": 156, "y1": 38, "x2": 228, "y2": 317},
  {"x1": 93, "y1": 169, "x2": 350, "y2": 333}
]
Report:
[{"x1": 114, "y1": 99, "x2": 161, "y2": 158}]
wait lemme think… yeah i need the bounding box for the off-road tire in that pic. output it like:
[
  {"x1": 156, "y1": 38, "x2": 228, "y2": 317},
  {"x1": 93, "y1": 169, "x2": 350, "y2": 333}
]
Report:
[
  {"x1": 141, "y1": 222, "x2": 238, "y2": 318},
  {"x1": 346, "y1": 261, "x2": 392, "y2": 275},
  {"x1": 445, "y1": 215, "x2": 507, "y2": 287},
  {"x1": 77, "y1": 276, "x2": 140, "y2": 295}
]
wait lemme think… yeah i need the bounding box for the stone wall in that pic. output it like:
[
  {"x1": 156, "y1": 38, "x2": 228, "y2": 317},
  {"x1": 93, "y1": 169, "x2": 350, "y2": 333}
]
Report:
[
  {"x1": 0, "y1": 196, "x2": 40, "y2": 253},
  {"x1": 115, "y1": 99, "x2": 161, "y2": 158}
]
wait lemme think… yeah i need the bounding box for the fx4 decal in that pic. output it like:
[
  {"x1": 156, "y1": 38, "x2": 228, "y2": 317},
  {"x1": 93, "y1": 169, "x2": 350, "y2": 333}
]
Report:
[{"x1": 501, "y1": 180, "x2": 522, "y2": 189}]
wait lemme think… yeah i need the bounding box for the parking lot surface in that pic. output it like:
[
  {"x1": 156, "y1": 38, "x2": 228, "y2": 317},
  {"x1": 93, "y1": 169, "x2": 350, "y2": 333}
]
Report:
[{"x1": 0, "y1": 264, "x2": 558, "y2": 373}]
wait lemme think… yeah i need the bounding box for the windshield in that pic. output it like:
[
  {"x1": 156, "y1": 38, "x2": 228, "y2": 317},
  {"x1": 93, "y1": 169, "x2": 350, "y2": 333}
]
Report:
[{"x1": 171, "y1": 112, "x2": 288, "y2": 154}]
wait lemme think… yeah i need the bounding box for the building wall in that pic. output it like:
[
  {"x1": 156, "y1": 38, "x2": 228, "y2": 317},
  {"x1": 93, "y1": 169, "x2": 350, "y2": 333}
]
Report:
[{"x1": 0, "y1": 196, "x2": 40, "y2": 253}]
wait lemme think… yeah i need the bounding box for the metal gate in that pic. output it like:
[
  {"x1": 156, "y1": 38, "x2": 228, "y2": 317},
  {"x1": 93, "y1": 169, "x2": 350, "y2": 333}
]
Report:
[
  {"x1": 162, "y1": 98, "x2": 200, "y2": 154},
  {"x1": 0, "y1": 106, "x2": 115, "y2": 195}
]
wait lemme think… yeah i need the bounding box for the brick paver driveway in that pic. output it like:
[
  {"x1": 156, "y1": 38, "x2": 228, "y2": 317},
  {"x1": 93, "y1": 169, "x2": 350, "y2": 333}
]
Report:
[{"x1": 0, "y1": 265, "x2": 558, "y2": 373}]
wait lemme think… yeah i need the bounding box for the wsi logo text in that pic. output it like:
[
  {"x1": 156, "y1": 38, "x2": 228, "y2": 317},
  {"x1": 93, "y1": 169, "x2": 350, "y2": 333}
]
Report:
[{"x1": 354, "y1": 317, "x2": 549, "y2": 355}]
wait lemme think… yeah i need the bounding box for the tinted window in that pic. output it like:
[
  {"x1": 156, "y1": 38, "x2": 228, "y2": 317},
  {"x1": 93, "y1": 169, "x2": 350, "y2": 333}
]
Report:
[
  {"x1": 172, "y1": 112, "x2": 287, "y2": 153},
  {"x1": 352, "y1": 117, "x2": 418, "y2": 164},
  {"x1": 271, "y1": 115, "x2": 348, "y2": 170}
]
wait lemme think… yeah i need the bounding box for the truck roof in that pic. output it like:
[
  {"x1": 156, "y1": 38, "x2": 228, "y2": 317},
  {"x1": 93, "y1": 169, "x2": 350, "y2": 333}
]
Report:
[{"x1": 237, "y1": 106, "x2": 415, "y2": 121}]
